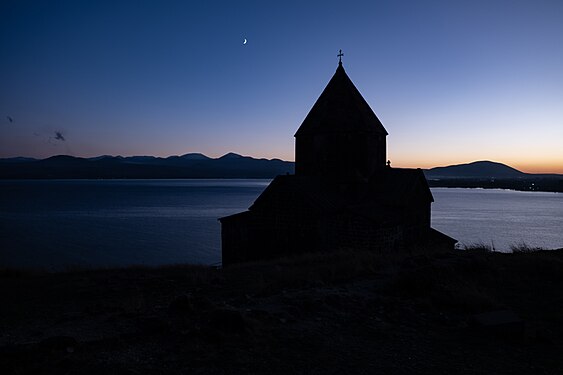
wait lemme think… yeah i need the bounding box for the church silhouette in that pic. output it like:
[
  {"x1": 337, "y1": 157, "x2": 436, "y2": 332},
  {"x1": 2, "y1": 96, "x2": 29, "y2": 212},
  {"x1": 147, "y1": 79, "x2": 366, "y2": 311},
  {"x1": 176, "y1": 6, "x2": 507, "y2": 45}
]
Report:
[{"x1": 220, "y1": 55, "x2": 456, "y2": 265}]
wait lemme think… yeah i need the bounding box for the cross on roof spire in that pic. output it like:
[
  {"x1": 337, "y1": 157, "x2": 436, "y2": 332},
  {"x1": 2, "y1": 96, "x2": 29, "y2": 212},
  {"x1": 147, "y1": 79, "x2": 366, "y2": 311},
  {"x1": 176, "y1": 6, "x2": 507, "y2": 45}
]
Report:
[{"x1": 337, "y1": 49, "x2": 344, "y2": 65}]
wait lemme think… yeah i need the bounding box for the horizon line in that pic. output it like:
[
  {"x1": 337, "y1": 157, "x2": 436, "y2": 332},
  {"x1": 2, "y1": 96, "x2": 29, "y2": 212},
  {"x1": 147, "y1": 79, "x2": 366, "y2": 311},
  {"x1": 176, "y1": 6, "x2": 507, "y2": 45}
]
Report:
[{"x1": 2, "y1": 153, "x2": 563, "y2": 175}]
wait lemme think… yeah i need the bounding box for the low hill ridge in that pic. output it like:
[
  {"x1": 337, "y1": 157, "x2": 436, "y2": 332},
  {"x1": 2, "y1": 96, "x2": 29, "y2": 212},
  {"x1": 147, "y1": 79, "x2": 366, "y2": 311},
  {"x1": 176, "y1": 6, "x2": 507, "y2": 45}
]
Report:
[
  {"x1": 425, "y1": 160, "x2": 525, "y2": 178},
  {"x1": 0, "y1": 153, "x2": 294, "y2": 179}
]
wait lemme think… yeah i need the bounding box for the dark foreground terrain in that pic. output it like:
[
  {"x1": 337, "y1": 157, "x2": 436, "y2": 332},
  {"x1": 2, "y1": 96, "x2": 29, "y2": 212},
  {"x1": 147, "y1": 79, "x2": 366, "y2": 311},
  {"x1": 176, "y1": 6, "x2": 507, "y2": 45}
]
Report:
[{"x1": 2, "y1": 249, "x2": 563, "y2": 374}]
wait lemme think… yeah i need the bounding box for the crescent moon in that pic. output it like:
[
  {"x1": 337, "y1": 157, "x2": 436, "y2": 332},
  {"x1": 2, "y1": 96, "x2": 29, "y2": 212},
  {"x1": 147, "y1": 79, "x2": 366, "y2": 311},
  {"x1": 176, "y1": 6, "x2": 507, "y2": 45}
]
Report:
[{"x1": 243, "y1": 38, "x2": 247, "y2": 45}]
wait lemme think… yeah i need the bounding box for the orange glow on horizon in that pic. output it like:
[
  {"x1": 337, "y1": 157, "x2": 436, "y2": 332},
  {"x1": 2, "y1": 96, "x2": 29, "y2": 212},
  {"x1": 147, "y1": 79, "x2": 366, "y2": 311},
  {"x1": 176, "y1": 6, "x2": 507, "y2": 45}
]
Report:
[
  {"x1": 391, "y1": 159, "x2": 563, "y2": 174},
  {"x1": 8, "y1": 149, "x2": 561, "y2": 175}
]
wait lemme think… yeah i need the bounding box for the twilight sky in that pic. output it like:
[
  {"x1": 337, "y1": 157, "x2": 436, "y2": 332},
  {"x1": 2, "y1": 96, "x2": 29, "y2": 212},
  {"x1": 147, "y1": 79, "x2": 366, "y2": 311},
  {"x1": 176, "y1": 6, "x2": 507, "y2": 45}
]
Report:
[{"x1": 1, "y1": 0, "x2": 562, "y2": 173}]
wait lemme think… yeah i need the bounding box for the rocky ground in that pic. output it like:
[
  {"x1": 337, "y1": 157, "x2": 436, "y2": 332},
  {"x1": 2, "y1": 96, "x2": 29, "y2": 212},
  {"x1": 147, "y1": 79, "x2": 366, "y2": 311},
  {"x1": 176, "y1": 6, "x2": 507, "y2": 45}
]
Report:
[{"x1": 2, "y1": 249, "x2": 563, "y2": 374}]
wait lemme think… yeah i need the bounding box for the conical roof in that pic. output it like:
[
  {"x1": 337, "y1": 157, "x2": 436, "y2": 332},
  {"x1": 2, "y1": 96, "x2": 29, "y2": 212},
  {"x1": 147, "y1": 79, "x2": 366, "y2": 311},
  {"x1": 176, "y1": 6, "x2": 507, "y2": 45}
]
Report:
[{"x1": 295, "y1": 63, "x2": 388, "y2": 137}]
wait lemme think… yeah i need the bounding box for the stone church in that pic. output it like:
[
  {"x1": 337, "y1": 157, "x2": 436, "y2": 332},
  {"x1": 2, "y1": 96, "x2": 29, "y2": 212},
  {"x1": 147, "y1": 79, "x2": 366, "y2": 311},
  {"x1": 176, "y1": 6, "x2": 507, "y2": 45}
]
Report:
[{"x1": 220, "y1": 56, "x2": 456, "y2": 265}]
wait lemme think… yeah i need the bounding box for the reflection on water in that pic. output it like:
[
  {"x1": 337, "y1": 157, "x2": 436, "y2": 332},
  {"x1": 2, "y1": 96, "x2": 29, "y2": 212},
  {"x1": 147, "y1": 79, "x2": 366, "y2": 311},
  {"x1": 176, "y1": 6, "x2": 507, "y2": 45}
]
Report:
[{"x1": 1, "y1": 181, "x2": 562, "y2": 269}]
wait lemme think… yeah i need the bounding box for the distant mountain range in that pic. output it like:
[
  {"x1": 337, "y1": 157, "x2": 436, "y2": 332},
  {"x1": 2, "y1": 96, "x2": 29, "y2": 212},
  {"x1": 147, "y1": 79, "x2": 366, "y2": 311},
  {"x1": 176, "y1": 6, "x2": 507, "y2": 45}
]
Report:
[
  {"x1": 0, "y1": 153, "x2": 294, "y2": 179},
  {"x1": 0, "y1": 155, "x2": 561, "y2": 181}
]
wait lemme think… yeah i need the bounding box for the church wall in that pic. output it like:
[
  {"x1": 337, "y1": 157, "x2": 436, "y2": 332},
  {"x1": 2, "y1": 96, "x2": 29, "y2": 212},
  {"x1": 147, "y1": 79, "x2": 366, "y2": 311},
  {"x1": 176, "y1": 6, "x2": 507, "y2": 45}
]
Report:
[
  {"x1": 321, "y1": 214, "x2": 405, "y2": 252},
  {"x1": 294, "y1": 136, "x2": 313, "y2": 176},
  {"x1": 296, "y1": 133, "x2": 386, "y2": 179},
  {"x1": 221, "y1": 213, "x2": 252, "y2": 265},
  {"x1": 222, "y1": 205, "x2": 323, "y2": 266},
  {"x1": 403, "y1": 198, "x2": 431, "y2": 229},
  {"x1": 222, "y1": 205, "x2": 436, "y2": 265}
]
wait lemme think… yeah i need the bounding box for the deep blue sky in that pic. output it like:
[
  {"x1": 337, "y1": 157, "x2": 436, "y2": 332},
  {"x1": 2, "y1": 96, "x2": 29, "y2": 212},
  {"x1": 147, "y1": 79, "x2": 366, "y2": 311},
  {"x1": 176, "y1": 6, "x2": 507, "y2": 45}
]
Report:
[{"x1": 1, "y1": 0, "x2": 562, "y2": 172}]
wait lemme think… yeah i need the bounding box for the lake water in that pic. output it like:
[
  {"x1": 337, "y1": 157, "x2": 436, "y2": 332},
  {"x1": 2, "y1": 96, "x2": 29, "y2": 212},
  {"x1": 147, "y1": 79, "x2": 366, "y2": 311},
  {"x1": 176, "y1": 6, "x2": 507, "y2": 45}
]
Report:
[
  {"x1": 1, "y1": 180, "x2": 562, "y2": 270},
  {"x1": 431, "y1": 188, "x2": 563, "y2": 251}
]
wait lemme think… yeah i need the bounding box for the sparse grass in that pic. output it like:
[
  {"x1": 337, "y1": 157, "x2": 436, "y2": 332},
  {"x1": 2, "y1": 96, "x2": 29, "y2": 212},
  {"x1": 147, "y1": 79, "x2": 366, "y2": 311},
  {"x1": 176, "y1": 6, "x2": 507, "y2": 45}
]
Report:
[
  {"x1": 387, "y1": 250, "x2": 501, "y2": 313},
  {"x1": 510, "y1": 242, "x2": 546, "y2": 253},
  {"x1": 223, "y1": 248, "x2": 387, "y2": 295},
  {"x1": 462, "y1": 241, "x2": 494, "y2": 252},
  {"x1": 2, "y1": 248, "x2": 563, "y2": 374}
]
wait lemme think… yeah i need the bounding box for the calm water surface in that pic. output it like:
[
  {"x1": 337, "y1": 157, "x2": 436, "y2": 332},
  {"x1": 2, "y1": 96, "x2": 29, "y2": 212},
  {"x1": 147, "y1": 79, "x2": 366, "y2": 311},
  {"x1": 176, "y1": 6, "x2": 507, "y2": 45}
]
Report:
[
  {"x1": 431, "y1": 188, "x2": 563, "y2": 251},
  {"x1": 1, "y1": 180, "x2": 562, "y2": 269},
  {"x1": 0, "y1": 180, "x2": 267, "y2": 269}
]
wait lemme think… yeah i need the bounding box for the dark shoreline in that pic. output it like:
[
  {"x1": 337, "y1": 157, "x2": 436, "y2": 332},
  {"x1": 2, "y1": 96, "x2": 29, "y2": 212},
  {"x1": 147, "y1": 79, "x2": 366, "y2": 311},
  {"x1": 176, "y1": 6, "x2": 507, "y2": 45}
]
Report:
[
  {"x1": 428, "y1": 177, "x2": 563, "y2": 193},
  {"x1": 3, "y1": 249, "x2": 563, "y2": 374},
  {"x1": 3, "y1": 176, "x2": 563, "y2": 193}
]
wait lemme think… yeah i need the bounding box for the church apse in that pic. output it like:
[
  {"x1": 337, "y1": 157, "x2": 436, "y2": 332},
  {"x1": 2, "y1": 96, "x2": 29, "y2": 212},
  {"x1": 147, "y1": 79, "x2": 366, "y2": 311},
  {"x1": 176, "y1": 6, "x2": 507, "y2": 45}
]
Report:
[{"x1": 220, "y1": 51, "x2": 456, "y2": 266}]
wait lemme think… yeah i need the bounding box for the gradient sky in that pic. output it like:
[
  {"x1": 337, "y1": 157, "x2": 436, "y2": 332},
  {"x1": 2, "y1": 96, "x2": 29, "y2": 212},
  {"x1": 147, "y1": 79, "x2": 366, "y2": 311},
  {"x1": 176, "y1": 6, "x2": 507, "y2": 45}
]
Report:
[{"x1": 1, "y1": 0, "x2": 562, "y2": 173}]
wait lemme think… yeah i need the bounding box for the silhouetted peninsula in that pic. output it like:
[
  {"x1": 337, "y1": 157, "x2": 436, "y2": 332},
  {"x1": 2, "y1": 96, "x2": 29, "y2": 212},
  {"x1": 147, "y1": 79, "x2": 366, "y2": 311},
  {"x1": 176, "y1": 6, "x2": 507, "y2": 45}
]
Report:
[
  {"x1": 425, "y1": 161, "x2": 524, "y2": 178},
  {"x1": 424, "y1": 161, "x2": 563, "y2": 192}
]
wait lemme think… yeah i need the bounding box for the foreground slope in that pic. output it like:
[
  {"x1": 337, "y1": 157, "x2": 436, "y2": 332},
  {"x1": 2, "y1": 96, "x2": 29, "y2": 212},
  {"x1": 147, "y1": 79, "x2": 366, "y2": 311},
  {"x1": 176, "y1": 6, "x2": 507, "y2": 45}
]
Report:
[{"x1": 2, "y1": 249, "x2": 563, "y2": 374}]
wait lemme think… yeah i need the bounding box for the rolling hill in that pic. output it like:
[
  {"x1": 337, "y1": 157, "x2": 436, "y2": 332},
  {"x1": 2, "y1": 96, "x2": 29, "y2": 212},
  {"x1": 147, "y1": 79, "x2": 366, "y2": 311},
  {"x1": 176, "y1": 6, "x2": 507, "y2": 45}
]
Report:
[{"x1": 424, "y1": 161, "x2": 525, "y2": 179}]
